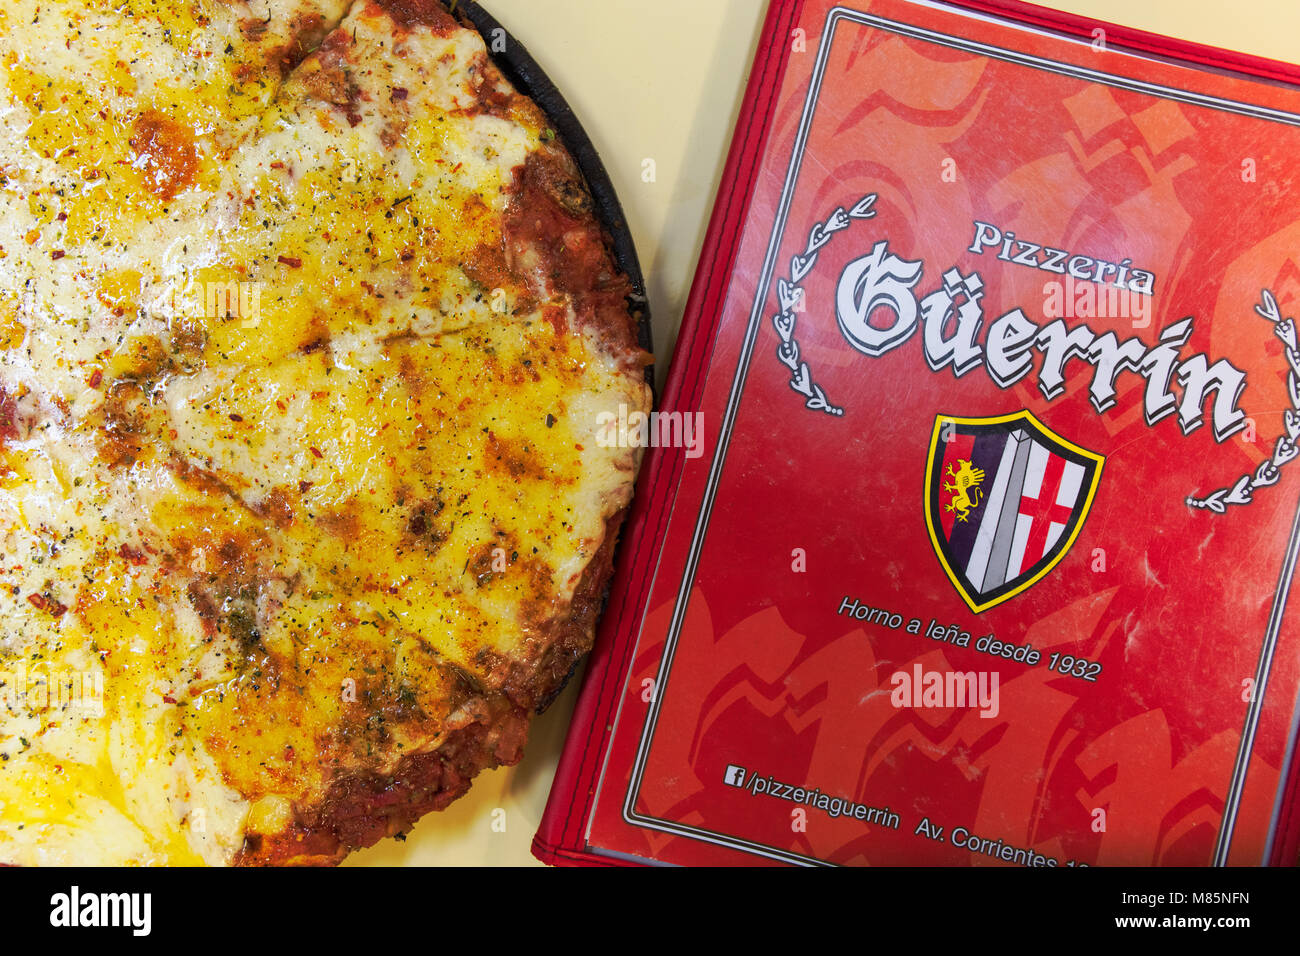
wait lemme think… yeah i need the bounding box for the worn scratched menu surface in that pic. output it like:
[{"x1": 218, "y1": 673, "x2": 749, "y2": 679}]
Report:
[{"x1": 535, "y1": 0, "x2": 1300, "y2": 866}]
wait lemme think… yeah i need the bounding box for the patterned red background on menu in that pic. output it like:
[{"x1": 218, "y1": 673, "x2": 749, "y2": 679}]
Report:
[{"x1": 586, "y1": 0, "x2": 1300, "y2": 866}]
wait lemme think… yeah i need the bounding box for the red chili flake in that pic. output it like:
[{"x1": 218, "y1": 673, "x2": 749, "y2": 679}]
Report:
[
  {"x1": 309, "y1": 446, "x2": 323, "y2": 459},
  {"x1": 275, "y1": 400, "x2": 287, "y2": 412},
  {"x1": 277, "y1": 255, "x2": 303, "y2": 268},
  {"x1": 391, "y1": 87, "x2": 408, "y2": 101},
  {"x1": 26, "y1": 593, "x2": 68, "y2": 618},
  {"x1": 87, "y1": 369, "x2": 103, "y2": 388},
  {"x1": 118, "y1": 544, "x2": 147, "y2": 566},
  {"x1": 399, "y1": 250, "x2": 414, "y2": 262},
  {"x1": 574, "y1": 444, "x2": 585, "y2": 451},
  {"x1": 270, "y1": 161, "x2": 285, "y2": 170},
  {"x1": 228, "y1": 413, "x2": 244, "y2": 422},
  {"x1": 56, "y1": 212, "x2": 67, "y2": 222},
  {"x1": 162, "y1": 694, "x2": 177, "y2": 704},
  {"x1": 51, "y1": 250, "x2": 65, "y2": 260},
  {"x1": 298, "y1": 480, "x2": 314, "y2": 494}
]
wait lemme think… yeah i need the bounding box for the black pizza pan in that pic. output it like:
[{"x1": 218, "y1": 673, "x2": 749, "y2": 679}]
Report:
[{"x1": 456, "y1": 0, "x2": 655, "y2": 375}]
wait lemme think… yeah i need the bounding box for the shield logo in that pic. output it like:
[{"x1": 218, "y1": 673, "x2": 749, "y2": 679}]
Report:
[{"x1": 924, "y1": 411, "x2": 1104, "y2": 613}]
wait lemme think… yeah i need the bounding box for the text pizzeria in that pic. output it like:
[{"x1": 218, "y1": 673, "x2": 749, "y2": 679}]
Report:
[
  {"x1": 968, "y1": 221, "x2": 1155, "y2": 295},
  {"x1": 833, "y1": 222, "x2": 1247, "y2": 441}
]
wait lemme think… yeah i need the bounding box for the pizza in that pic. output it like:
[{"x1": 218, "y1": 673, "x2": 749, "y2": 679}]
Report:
[{"x1": 0, "y1": 0, "x2": 651, "y2": 865}]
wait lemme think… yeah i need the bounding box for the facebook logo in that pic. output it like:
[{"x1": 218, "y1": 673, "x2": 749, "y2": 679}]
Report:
[{"x1": 723, "y1": 765, "x2": 746, "y2": 787}]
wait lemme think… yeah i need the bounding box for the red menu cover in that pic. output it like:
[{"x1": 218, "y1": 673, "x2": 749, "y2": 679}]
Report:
[{"x1": 534, "y1": 0, "x2": 1300, "y2": 866}]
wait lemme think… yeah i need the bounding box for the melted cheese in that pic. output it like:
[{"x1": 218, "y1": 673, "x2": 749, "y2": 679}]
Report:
[{"x1": 0, "y1": 0, "x2": 649, "y2": 865}]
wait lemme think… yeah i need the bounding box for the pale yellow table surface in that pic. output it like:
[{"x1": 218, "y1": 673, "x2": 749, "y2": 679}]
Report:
[{"x1": 348, "y1": 0, "x2": 1300, "y2": 866}]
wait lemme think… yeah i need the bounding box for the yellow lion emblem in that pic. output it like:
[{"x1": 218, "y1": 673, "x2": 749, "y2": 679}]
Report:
[{"x1": 943, "y1": 459, "x2": 985, "y2": 523}]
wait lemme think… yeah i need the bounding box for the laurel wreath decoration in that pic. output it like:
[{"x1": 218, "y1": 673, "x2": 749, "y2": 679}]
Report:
[
  {"x1": 771, "y1": 193, "x2": 878, "y2": 416},
  {"x1": 1187, "y1": 289, "x2": 1298, "y2": 514}
]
